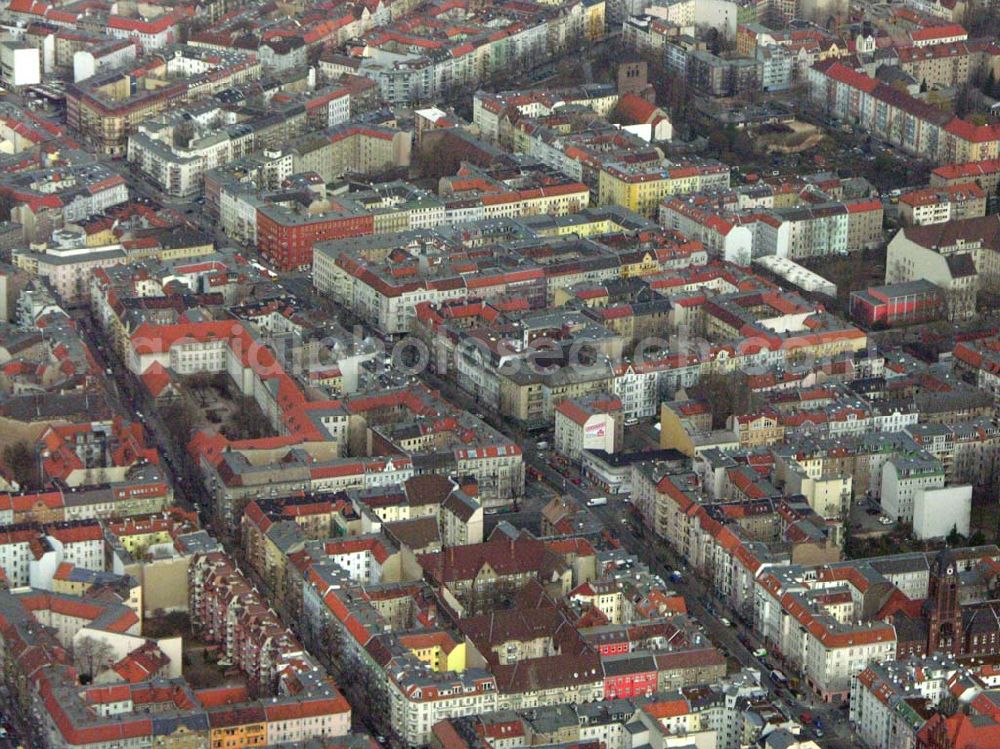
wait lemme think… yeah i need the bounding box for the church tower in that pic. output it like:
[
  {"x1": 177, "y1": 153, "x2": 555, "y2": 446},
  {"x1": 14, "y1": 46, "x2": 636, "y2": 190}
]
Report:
[{"x1": 927, "y1": 551, "x2": 962, "y2": 656}]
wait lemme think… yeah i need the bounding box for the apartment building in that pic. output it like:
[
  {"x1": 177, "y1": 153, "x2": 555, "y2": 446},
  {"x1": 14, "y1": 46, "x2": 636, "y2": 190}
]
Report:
[
  {"x1": 850, "y1": 658, "x2": 957, "y2": 749},
  {"x1": 66, "y1": 46, "x2": 261, "y2": 156},
  {"x1": 930, "y1": 157, "x2": 1000, "y2": 194},
  {"x1": 14, "y1": 245, "x2": 126, "y2": 304},
  {"x1": 897, "y1": 42, "x2": 974, "y2": 89},
  {"x1": 954, "y1": 335, "x2": 1000, "y2": 405},
  {"x1": 598, "y1": 162, "x2": 731, "y2": 218},
  {"x1": 880, "y1": 453, "x2": 946, "y2": 524},
  {"x1": 898, "y1": 183, "x2": 986, "y2": 226},
  {"x1": 809, "y1": 60, "x2": 1000, "y2": 164},
  {"x1": 555, "y1": 392, "x2": 625, "y2": 461},
  {"x1": 128, "y1": 119, "x2": 255, "y2": 198}
]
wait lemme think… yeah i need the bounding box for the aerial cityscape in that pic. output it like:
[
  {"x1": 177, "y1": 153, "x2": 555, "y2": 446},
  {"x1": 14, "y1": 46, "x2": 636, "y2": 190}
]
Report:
[{"x1": 1, "y1": 0, "x2": 1000, "y2": 748}]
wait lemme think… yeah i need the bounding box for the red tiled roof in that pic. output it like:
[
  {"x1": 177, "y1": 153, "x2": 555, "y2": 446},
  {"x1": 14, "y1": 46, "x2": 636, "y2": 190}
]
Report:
[
  {"x1": 910, "y1": 24, "x2": 966, "y2": 42},
  {"x1": 645, "y1": 698, "x2": 690, "y2": 720}
]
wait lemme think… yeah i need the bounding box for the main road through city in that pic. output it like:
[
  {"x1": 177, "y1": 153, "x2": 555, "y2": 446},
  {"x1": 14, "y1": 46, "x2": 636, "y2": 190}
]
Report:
[{"x1": 75, "y1": 257, "x2": 854, "y2": 747}]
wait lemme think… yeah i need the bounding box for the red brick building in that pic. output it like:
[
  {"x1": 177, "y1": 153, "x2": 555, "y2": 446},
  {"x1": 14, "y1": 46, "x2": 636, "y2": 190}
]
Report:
[{"x1": 257, "y1": 205, "x2": 373, "y2": 271}]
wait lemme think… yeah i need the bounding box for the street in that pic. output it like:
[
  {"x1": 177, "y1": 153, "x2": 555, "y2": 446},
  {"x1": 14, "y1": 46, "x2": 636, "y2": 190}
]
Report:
[
  {"x1": 78, "y1": 249, "x2": 852, "y2": 747},
  {"x1": 523, "y1": 450, "x2": 852, "y2": 748},
  {"x1": 72, "y1": 311, "x2": 200, "y2": 514},
  {"x1": 337, "y1": 275, "x2": 854, "y2": 746}
]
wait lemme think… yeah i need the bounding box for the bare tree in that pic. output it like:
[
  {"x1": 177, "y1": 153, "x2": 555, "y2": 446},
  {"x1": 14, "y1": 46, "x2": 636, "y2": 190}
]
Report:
[
  {"x1": 2, "y1": 441, "x2": 39, "y2": 490},
  {"x1": 691, "y1": 372, "x2": 753, "y2": 430},
  {"x1": 221, "y1": 397, "x2": 273, "y2": 440},
  {"x1": 339, "y1": 653, "x2": 395, "y2": 741},
  {"x1": 74, "y1": 636, "x2": 114, "y2": 681},
  {"x1": 317, "y1": 618, "x2": 346, "y2": 674},
  {"x1": 172, "y1": 120, "x2": 196, "y2": 149},
  {"x1": 463, "y1": 579, "x2": 521, "y2": 616},
  {"x1": 161, "y1": 394, "x2": 199, "y2": 447}
]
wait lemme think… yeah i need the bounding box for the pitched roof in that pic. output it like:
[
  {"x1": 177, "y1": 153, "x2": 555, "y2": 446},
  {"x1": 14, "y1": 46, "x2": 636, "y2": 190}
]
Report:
[
  {"x1": 900, "y1": 214, "x2": 1000, "y2": 252},
  {"x1": 418, "y1": 532, "x2": 558, "y2": 583}
]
